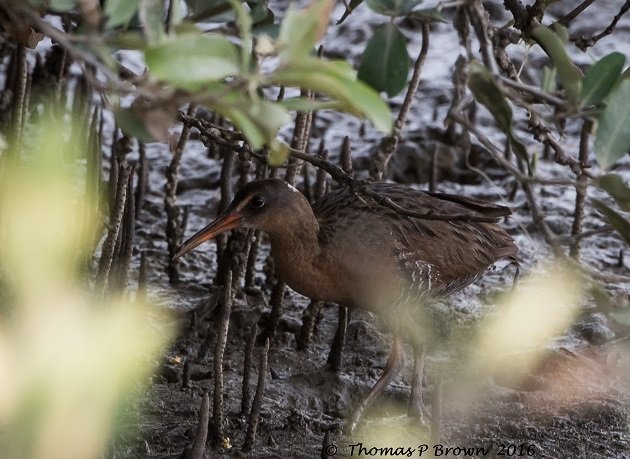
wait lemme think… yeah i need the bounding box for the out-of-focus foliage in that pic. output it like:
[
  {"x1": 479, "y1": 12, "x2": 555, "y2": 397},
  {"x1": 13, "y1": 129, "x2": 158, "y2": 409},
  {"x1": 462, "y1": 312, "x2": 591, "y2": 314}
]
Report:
[
  {"x1": 81, "y1": 0, "x2": 391, "y2": 162},
  {"x1": 0, "y1": 114, "x2": 175, "y2": 459},
  {"x1": 469, "y1": 264, "x2": 583, "y2": 385},
  {"x1": 19, "y1": 0, "x2": 392, "y2": 163}
]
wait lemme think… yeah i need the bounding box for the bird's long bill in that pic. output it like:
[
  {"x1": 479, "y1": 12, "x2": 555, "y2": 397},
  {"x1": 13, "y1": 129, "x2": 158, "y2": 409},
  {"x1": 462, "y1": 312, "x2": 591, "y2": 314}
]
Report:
[{"x1": 173, "y1": 211, "x2": 243, "y2": 260}]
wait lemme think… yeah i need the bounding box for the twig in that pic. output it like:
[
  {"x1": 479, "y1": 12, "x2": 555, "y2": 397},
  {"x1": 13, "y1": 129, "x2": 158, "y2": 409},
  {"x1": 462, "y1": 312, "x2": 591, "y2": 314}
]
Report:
[
  {"x1": 370, "y1": 22, "x2": 430, "y2": 180},
  {"x1": 326, "y1": 305, "x2": 348, "y2": 372},
  {"x1": 10, "y1": 44, "x2": 27, "y2": 158},
  {"x1": 213, "y1": 270, "x2": 233, "y2": 445},
  {"x1": 182, "y1": 358, "x2": 191, "y2": 390},
  {"x1": 315, "y1": 140, "x2": 328, "y2": 199},
  {"x1": 339, "y1": 136, "x2": 353, "y2": 176},
  {"x1": 570, "y1": 119, "x2": 593, "y2": 259},
  {"x1": 241, "y1": 323, "x2": 258, "y2": 416},
  {"x1": 321, "y1": 431, "x2": 333, "y2": 459},
  {"x1": 135, "y1": 141, "x2": 147, "y2": 219},
  {"x1": 447, "y1": 109, "x2": 577, "y2": 187},
  {"x1": 111, "y1": 163, "x2": 136, "y2": 292},
  {"x1": 244, "y1": 337, "x2": 270, "y2": 452},
  {"x1": 165, "y1": 104, "x2": 197, "y2": 284},
  {"x1": 137, "y1": 250, "x2": 148, "y2": 303},
  {"x1": 215, "y1": 148, "x2": 237, "y2": 286},
  {"x1": 297, "y1": 300, "x2": 323, "y2": 351},
  {"x1": 285, "y1": 90, "x2": 313, "y2": 184},
  {"x1": 573, "y1": 0, "x2": 630, "y2": 51},
  {"x1": 555, "y1": 0, "x2": 598, "y2": 26},
  {"x1": 263, "y1": 280, "x2": 285, "y2": 340},
  {"x1": 498, "y1": 75, "x2": 566, "y2": 107},
  {"x1": 96, "y1": 162, "x2": 131, "y2": 295},
  {"x1": 188, "y1": 393, "x2": 210, "y2": 459},
  {"x1": 429, "y1": 378, "x2": 443, "y2": 446}
]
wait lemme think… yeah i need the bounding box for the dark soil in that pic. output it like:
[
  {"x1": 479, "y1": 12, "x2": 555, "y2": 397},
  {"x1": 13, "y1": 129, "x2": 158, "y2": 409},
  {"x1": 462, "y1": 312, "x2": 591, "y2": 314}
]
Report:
[{"x1": 111, "y1": 2, "x2": 630, "y2": 458}]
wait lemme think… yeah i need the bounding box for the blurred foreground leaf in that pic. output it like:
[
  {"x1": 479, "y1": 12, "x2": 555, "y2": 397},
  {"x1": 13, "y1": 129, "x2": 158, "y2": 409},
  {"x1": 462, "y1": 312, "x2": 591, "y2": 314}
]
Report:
[
  {"x1": 358, "y1": 23, "x2": 410, "y2": 97},
  {"x1": 145, "y1": 33, "x2": 240, "y2": 90},
  {"x1": 271, "y1": 58, "x2": 392, "y2": 133},
  {"x1": 470, "y1": 263, "x2": 583, "y2": 385},
  {"x1": 278, "y1": 0, "x2": 333, "y2": 63},
  {"x1": 0, "y1": 112, "x2": 175, "y2": 459},
  {"x1": 139, "y1": 0, "x2": 166, "y2": 44}
]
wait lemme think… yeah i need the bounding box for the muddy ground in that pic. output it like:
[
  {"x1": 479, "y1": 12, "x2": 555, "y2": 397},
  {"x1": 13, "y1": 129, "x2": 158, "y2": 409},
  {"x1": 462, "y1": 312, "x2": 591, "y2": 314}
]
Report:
[{"x1": 110, "y1": 2, "x2": 630, "y2": 458}]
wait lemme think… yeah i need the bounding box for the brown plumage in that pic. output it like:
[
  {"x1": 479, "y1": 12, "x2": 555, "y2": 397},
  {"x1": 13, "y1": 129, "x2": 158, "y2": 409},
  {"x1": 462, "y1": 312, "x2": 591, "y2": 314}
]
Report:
[{"x1": 175, "y1": 178, "x2": 519, "y2": 432}]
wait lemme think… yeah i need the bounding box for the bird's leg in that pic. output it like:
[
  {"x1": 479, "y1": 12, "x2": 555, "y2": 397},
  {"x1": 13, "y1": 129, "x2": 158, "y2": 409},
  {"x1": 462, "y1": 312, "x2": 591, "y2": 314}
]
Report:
[
  {"x1": 407, "y1": 344, "x2": 430, "y2": 422},
  {"x1": 344, "y1": 334, "x2": 405, "y2": 435}
]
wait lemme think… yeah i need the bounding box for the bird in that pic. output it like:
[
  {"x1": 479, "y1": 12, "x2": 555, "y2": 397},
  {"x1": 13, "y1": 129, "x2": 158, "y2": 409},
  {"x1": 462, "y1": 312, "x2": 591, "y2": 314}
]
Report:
[{"x1": 174, "y1": 177, "x2": 519, "y2": 433}]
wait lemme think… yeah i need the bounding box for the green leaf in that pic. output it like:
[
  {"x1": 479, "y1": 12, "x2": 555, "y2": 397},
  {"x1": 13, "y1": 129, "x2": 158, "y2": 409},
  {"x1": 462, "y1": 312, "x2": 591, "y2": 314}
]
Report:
[
  {"x1": 278, "y1": 0, "x2": 333, "y2": 63},
  {"x1": 592, "y1": 199, "x2": 630, "y2": 246},
  {"x1": 50, "y1": 0, "x2": 76, "y2": 10},
  {"x1": 210, "y1": 90, "x2": 290, "y2": 151},
  {"x1": 594, "y1": 78, "x2": 630, "y2": 169},
  {"x1": 597, "y1": 174, "x2": 630, "y2": 212},
  {"x1": 105, "y1": 0, "x2": 140, "y2": 27},
  {"x1": 468, "y1": 61, "x2": 529, "y2": 166},
  {"x1": 145, "y1": 34, "x2": 240, "y2": 90},
  {"x1": 270, "y1": 58, "x2": 392, "y2": 133},
  {"x1": 365, "y1": 0, "x2": 422, "y2": 16},
  {"x1": 532, "y1": 25, "x2": 582, "y2": 106},
  {"x1": 139, "y1": 0, "x2": 166, "y2": 44},
  {"x1": 581, "y1": 52, "x2": 625, "y2": 106},
  {"x1": 358, "y1": 23, "x2": 409, "y2": 97}
]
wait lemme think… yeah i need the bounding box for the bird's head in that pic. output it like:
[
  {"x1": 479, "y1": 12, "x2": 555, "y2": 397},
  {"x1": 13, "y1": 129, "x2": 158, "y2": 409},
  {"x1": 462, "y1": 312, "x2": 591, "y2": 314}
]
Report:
[{"x1": 174, "y1": 178, "x2": 308, "y2": 260}]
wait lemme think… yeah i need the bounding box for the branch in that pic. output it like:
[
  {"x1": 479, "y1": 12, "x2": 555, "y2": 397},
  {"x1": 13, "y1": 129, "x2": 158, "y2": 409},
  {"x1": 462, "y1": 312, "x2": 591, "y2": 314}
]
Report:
[
  {"x1": 572, "y1": 0, "x2": 630, "y2": 51},
  {"x1": 554, "y1": 0, "x2": 598, "y2": 27}
]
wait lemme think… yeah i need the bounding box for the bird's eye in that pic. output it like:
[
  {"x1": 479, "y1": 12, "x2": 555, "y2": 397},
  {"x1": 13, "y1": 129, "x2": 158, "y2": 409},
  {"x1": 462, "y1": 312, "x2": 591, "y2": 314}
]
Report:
[{"x1": 250, "y1": 195, "x2": 265, "y2": 209}]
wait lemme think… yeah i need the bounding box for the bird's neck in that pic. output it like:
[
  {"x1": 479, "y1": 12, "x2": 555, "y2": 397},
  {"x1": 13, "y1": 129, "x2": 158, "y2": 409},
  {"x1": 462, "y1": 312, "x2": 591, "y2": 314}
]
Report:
[
  {"x1": 266, "y1": 209, "x2": 329, "y2": 299},
  {"x1": 267, "y1": 209, "x2": 321, "y2": 266}
]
